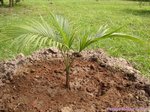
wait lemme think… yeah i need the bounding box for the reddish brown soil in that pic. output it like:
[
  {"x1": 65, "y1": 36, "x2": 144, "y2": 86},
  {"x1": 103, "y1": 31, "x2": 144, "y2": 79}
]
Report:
[{"x1": 0, "y1": 49, "x2": 150, "y2": 112}]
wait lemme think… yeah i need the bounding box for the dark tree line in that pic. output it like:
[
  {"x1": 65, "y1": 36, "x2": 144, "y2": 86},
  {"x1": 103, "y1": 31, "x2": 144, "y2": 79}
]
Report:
[{"x1": 0, "y1": 0, "x2": 21, "y2": 7}]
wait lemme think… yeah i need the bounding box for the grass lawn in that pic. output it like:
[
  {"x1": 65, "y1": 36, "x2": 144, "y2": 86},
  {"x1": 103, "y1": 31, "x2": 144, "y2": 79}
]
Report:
[{"x1": 0, "y1": 0, "x2": 150, "y2": 76}]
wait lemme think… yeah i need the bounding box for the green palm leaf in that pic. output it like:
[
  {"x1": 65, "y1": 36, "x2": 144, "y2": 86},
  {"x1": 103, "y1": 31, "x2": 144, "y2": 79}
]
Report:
[
  {"x1": 78, "y1": 26, "x2": 142, "y2": 52},
  {"x1": 49, "y1": 13, "x2": 76, "y2": 50}
]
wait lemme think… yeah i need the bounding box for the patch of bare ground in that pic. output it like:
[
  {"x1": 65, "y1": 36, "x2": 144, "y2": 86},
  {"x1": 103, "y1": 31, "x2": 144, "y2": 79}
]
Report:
[{"x1": 0, "y1": 48, "x2": 150, "y2": 112}]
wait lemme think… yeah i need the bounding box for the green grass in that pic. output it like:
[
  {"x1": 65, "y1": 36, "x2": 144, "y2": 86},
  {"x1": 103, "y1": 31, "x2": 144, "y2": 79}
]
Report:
[{"x1": 0, "y1": 0, "x2": 150, "y2": 77}]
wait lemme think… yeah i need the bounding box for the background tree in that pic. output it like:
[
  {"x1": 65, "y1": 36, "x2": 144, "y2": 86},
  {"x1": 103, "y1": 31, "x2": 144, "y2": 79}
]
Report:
[
  {"x1": 9, "y1": 0, "x2": 14, "y2": 7},
  {"x1": 0, "y1": 0, "x2": 4, "y2": 5},
  {"x1": 0, "y1": 0, "x2": 21, "y2": 7}
]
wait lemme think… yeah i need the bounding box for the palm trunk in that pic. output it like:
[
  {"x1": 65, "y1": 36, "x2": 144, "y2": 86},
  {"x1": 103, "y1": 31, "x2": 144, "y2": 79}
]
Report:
[{"x1": 65, "y1": 66, "x2": 70, "y2": 89}]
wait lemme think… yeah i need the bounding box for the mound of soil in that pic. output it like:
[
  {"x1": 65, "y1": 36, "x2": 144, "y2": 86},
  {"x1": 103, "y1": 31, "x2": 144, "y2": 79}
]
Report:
[{"x1": 0, "y1": 48, "x2": 150, "y2": 112}]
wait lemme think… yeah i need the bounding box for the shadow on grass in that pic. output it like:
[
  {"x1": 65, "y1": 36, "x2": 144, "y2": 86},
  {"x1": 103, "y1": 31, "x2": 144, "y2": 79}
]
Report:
[{"x1": 123, "y1": 8, "x2": 150, "y2": 17}]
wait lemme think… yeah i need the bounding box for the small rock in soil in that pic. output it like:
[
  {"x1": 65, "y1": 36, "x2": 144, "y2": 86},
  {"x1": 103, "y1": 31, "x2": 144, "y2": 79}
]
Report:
[{"x1": 60, "y1": 107, "x2": 73, "y2": 112}]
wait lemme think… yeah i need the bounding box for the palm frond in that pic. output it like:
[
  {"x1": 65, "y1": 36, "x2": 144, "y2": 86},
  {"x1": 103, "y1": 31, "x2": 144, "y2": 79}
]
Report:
[
  {"x1": 11, "y1": 15, "x2": 63, "y2": 51},
  {"x1": 0, "y1": 33, "x2": 14, "y2": 43},
  {"x1": 49, "y1": 13, "x2": 75, "y2": 49},
  {"x1": 78, "y1": 26, "x2": 141, "y2": 52},
  {"x1": 19, "y1": 19, "x2": 55, "y2": 39},
  {"x1": 108, "y1": 33, "x2": 143, "y2": 42},
  {"x1": 95, "y1": 25, "x2": 109, "y2": 37}
]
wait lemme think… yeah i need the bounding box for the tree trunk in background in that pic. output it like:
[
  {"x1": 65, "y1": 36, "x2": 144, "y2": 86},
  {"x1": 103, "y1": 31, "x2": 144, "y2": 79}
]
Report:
[
  {"x1": 0, "y1": 0, "x2": 21, "y2": 7},
  {"x1": 0, "y1": 0, "x2": 4, "y2": 5},
  {"x1": 9, "y1": 0, "x2": 14, "y2": 7}
]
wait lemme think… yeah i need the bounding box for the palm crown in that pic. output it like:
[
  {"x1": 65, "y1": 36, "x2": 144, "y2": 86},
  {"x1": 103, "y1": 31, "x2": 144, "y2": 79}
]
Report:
[
  {"x1": 0, "y1": 13, "x2": 141, "y2": 88},
  {"x1": 9, "y1": 13, "x2": 140, "y2": 53}
]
